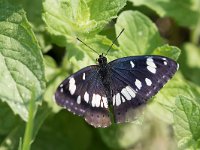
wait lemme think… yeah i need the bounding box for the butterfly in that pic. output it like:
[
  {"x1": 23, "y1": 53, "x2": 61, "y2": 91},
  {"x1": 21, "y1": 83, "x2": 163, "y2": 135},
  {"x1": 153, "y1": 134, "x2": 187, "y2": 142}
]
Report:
[
  {"x1": 55, "y1": 53, "x2": 178, "y2": 127},
  {"x1": 54, "y1": 29, "x2": 179, "y2": 128}
]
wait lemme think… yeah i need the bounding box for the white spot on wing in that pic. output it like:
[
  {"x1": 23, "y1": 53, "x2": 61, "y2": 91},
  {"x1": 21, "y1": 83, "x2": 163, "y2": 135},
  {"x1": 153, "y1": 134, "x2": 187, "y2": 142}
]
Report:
[
  {"x1": 121, "y1": 96, "x2": 125, "y2": 102},
  {"x1": 60, "y1": 84, "x2": 63, "y2": 87},
  {"x1": 95, "y1": 95, "x2": 101, "y2": 107},
  {"x1": 92, "y1": 94, "x2": 96, "y2": 107},
  {"x1": 121, "y1": 88, "x2": 131, "y2": 100},
  {"x1": 164, "y1": 61, "x2": 167, "y2": 65},
  {"x1": 130, "y1": 61, "x2": 135, "y2": 68},
  {"x1": 83, "y1": 73, "x2": 86, "y2": 80},
  {"x1": 126, "y1": 86, "x2": 136, "y2": 98},
  {"x1": 84, "y1": 92, "x2": 89, "y2": 103},
  {"x1": 60, "y1": 88, "x2": 63, "y2": 93},
  {"x1": 116, "y1": 93, "x2": 121, "y2": 106},
  {"x1": 102, "y1": 97, "x2": 108, "y2": 108},
  {"x1": 147, "y1": 66, "x2": 156, "y2": 74},
  {"x1": 135, "y1": 79, "x2": 142, "y2": 89},
  {"x1": 80, "y1": 109, "x2": 85, "y2": 113},
  {"x1": 145, "y1": 78, "x2": 152, "y2": 86},
  {"x1": 77, "y1": 95, "x2": 81, "y2": 104},
  {"x1": 69, "y1": 77, "x2": 76, "y2": 95},
  {"x1": 101, "y1": 99, "x2": 104, "y2": 108},
  {"x1": 146, "y1": 58, "x2": 157, "y2": 68},
  {"x1": 113, "y1": 95, "x2": 116, "y2": 106},
  {"x1": 92, "y1": 94, "x2": 101, "y2": 107},
  {"x1": 146, "y1": 58, "x2": 157, "y2": 74}
]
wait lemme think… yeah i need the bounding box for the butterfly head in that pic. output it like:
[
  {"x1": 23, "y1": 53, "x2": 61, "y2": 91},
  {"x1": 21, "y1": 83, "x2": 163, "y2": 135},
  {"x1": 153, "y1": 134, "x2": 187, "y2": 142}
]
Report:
[{"x1": 97, "y1": 54, "x2": 107, "y2": 67}]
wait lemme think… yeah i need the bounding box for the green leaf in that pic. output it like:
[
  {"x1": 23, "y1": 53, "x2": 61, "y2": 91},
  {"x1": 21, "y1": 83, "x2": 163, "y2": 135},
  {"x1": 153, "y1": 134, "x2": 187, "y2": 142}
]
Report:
[
  {"x1": 99, "y1": 111, "x2": 177, "y2": 149},
  {"x1": 0, "y1": 103, "x2": 53, "y2": 150},
  {"x1": 115, "y1": 11, "x2": 163, "y2": 56},
  {"x1": 130, "y1": 0, "x2": 166, "y2": 16},
  {"x1": 179, "y1": 43, "x2": 200, "y2": 86},
  {"x1": 0, "y1": 123, "x2": 25, "y2": 150},
  {"x1": 174, "y1": 96, "x2": 200, "y2": 149},
  {"x1": 88, "y1": 0, "x2": 127, "y2": 28},
  {"x1": 66, "y1": 35, "x2": 119, "y2": 72},
  {"x1": 152, "y1": 44, "x2": 181, "y2": 60},
  {"x1": 130, "y1": 0, "x2": 200, "y2": 28},
  {"x1": 25, "y1": 0, "x2": 52, "y2": 53},
  {"x1": 148, "y1": 74, "x2": 195, "y2": 124},
  {"x1": 0, "y1": 101, "x2": 20, "y2": 135},
  {"x1": 31, "y1": 102, "x2": 52, "y2": 140},
  {"x1": 42, "y1": 0, "x2": 127, "y2": 46},
  {"x1": 0, "y1": 1, "x2": 46, "y2": 121},
  {"x1": 14, "y1": 0, "x2": 43, "y2": 27},
  {"x1": 43, "y1": 56, "x2": 65, "y2": 113},
  {"x1": 99, "y1": 124, "x2": 143, "y2": 149},
  {"x1": 32, "y1": 111, "x2": 93, "y2": 150},
  {"x1": 12, "y1": 0, "x2": 53, "y2": 52}
]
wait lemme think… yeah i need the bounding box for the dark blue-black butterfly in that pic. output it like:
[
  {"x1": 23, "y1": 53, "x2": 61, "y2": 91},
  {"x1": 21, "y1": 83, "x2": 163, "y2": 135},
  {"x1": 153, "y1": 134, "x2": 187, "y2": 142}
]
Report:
[{"x1": 55, "y1": 30, "x2": 179, "y2": 128}]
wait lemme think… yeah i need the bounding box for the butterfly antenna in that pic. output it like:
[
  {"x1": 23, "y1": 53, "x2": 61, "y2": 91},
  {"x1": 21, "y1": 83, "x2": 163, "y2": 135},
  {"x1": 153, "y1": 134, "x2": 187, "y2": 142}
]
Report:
[
  {"x1": 105, "y1": 28, "x2": 125, "y2": 56},
  {"x1": 77, "y1": 38, "x2": 99, "y2": 55}
]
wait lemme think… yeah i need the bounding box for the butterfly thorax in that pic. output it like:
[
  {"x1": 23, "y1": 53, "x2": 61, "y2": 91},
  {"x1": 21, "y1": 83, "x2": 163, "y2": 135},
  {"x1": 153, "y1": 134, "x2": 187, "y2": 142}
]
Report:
[
  {"x1": 97, "y1": 55, "x2": 109, "y2": 80},
  {"x1": 98, "y1": 54, "x2": 112, "y2": 101}
]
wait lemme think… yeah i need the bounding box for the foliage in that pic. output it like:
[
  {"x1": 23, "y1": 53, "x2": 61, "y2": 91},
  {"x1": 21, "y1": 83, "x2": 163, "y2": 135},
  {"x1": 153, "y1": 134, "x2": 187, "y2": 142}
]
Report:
[{"x1": 0, "y1": 0, "x2": 200, "y2": 149}]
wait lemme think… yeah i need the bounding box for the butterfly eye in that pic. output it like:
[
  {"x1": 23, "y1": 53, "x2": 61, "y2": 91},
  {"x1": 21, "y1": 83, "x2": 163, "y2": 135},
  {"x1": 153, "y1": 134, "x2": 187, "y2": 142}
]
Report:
[
  {"x1": 98, "y1": 58, "x2": 102, "y2": 64},
  {"x1": 98, "y1": 57, "x2": 107, "y2": 65}
]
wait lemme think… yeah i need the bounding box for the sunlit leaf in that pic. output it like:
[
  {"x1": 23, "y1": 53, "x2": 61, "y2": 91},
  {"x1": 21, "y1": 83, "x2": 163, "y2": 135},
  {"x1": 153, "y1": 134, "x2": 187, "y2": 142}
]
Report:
[
  {"x1": 174, "y1": 96, "x2": 200, "y2": 149},
  {"x1": 0, "y1": 1, "x2": 45, "y2": 121},
  {"x1": 130, "y1": 0, "x2": 200, "y2": 28},
  {"x1": 115, "y1": 11, "x2": 163, "y2": 56},
  {"x1": 43, "y1": 0, "x2": 127, "y2": 46},
  {"x1": 153, "y1": 44, "x2": 181, "y2": 60}
]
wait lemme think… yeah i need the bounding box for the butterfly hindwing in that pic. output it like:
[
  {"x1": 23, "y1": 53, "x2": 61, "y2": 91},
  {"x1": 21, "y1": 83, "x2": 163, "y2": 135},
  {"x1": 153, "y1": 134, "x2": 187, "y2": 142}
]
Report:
[
  {"x1": 108, "y1": 55, "x2": 178, "y2": 123},
  {"x1": 55, "y1": 65, "x2": 111, "y2": 127}
]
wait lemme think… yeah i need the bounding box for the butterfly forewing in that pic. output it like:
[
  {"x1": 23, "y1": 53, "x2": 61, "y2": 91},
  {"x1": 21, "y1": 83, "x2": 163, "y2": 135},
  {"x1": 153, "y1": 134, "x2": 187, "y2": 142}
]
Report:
[
  {"x1": 55, "y1": 65, "x2": 111, "y2": 127},
  {"x1": 108, "y1": 55, "x2": 178, "y2": 123}
]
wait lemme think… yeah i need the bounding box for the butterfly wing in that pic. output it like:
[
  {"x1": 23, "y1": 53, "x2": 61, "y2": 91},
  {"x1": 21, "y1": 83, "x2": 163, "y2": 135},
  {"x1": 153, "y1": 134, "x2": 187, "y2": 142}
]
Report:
[
  {"x1": 55, "y1": 65, "x2": 111, "y2": 127},
  {"x1": 108, "y1": 55, "x2": 178, "y2": 123}
]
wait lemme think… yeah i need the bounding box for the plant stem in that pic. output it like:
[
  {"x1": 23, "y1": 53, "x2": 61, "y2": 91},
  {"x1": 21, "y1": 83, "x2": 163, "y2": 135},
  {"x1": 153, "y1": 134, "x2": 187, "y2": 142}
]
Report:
[{"x1": 22, "y1": 93, "x2": 37, "y2": 150}]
